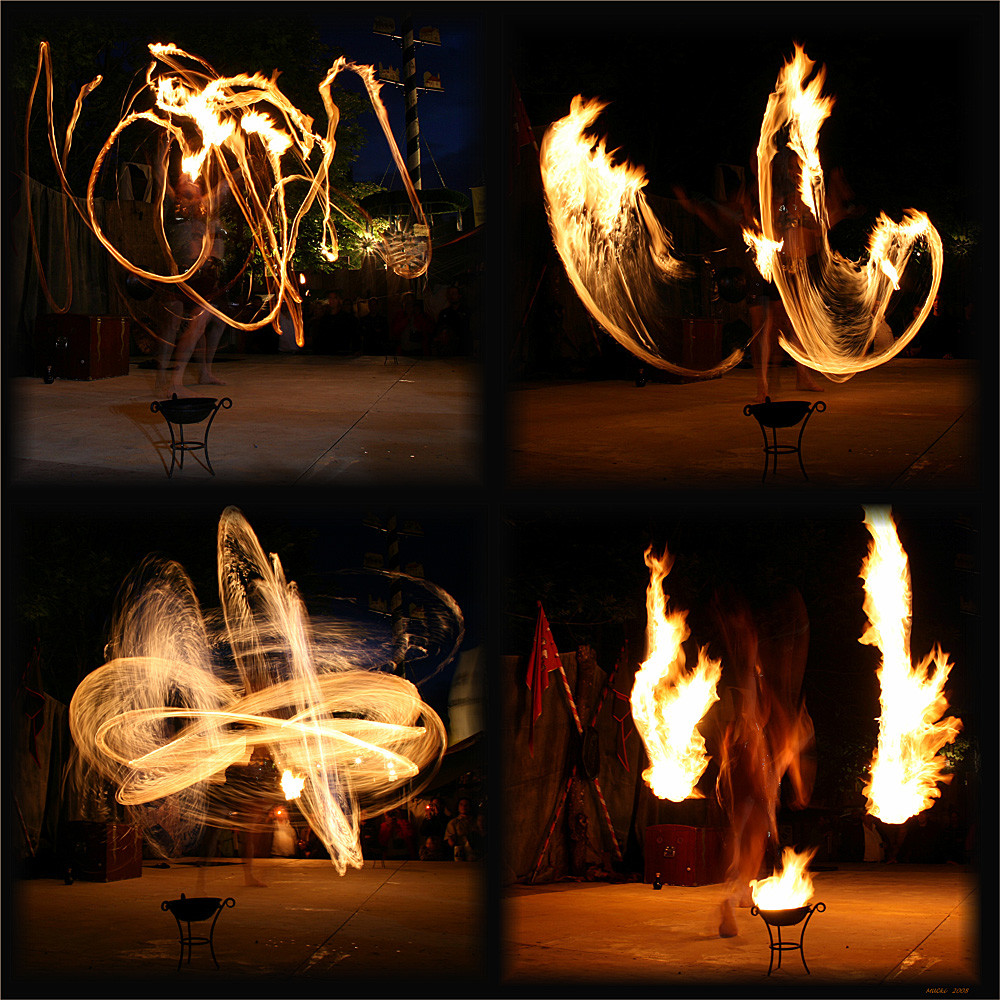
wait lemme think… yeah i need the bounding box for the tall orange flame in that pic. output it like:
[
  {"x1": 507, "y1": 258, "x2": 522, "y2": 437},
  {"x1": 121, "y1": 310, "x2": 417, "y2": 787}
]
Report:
[
  {"x1": 859, "y1": 507, "x2": 961, "y2": 824},
  {"x1": 630, "y1": 546, "x2": 721, "y2": 801}
]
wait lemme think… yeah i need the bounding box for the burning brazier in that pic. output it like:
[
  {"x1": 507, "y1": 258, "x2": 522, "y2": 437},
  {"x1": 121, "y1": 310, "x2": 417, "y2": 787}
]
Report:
[{"x1": 749, "y1": 846, "x2": 824, "y2": 975}]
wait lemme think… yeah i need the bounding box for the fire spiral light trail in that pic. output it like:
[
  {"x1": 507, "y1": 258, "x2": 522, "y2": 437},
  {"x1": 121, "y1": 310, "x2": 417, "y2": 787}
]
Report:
[
  {"x1": 746, "y1": 45, "x2": 943, "y2": 381},
  {"x1": 25, "y1": 40, "x2": 430, "y2": 346},
  {"x1": 68, "y1": 508, "x2": 454, "y2": 875}
]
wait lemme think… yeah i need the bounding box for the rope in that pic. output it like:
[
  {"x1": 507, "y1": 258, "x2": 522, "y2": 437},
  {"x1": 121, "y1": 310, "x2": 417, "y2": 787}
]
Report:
[{"x1": 422, "y1": 136, "x2": 447, "y2": 189}]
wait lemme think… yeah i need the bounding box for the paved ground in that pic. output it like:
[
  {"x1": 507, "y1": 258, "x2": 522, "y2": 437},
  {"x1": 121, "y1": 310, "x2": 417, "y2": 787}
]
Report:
[
  {"x1": 504, "y1": 864, "x2": 983, "y2": 994},
  {"x1": 508, "y1": 360, "x2": 981, "y2": 489},
  {"x1": 11, "y1": 857, "x2": 487, "y2": 997},
  {"x1": 10, "y1": 354, "x2": 482, "y2": 486}
]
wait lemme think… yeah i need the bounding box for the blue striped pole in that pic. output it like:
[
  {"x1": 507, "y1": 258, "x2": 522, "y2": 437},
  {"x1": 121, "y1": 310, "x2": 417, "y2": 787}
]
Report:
[{"x1": 402, "y1": 14, "x2": 421, "y2": 191}]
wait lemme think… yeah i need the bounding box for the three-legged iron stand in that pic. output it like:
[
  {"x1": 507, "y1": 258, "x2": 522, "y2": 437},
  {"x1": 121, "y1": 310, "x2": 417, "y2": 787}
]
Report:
[
  {"x1": 751, "y1": 901, "x2": 825, "y2": 975},
  {"x1": 744, "y1": 398, "x2": 826, "y2": 482},
  {"x1": 151, "y1": 396, "x2": 232, "y2": 477},
  {"x1": 161, "y1": 894, "x2": 236, "y2": 970}
]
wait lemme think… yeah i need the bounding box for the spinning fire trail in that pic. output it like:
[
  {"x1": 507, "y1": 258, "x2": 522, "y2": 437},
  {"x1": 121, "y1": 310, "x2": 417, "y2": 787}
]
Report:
[
  {"x1": 540, "y1": 97, "x2": 745, "y2": 380},
  {"x1": 540, "y1": 47, "x2": 942, "y2": 381},
  {"x1": 24, "y1": 40, "x2": 431, "y2": 346},
  {"x1": 68, "y1": 508, "x2": 458, "y2": 875},
  {"x1": 744, "y1": 45, "x2": 943, "y2": 381}
]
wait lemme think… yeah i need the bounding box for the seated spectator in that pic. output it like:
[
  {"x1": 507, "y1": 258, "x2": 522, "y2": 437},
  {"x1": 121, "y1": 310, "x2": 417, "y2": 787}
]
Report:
[
  {"x1": 314, "y1": 291, "x2": 360, "y2": 354},
  {"x1": 390, "y1": 293, "x2": 433, "y2": 356},
  {"x1": 379, "y1": 809, "x2": 416, "y2": 859},
  {"x1": 862, "y1": 812, "x2": 887, "y2": 862},
  {"x1": 360, "y1": 296, "x2": 390, "y2": 354},
  {"x1": 419, "y1": 835, "x2": 449, "y2": 861},
  {"x1": 418, "y1": 796, "x2": 449, "y2": 841},
  {"x1": 270, "y1": 806, "x2": 297, "y2": 857},
  {"x1": 444, "y1": 797, "x2": 481, "y2": 862},
  {"x1": 431, "y1": 284, "x2": 469, "y2": 356},
  {"x1": 895, "y1": 811, "x2": 944, "y2": 863}
]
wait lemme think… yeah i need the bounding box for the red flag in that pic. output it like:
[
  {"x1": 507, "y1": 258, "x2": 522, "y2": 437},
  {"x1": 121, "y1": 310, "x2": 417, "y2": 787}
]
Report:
[
  {"x1": 511, "y1": 78, "x2": 538, "y2": 167},
  {"x1": 21, "y1": 642, "x2": 47, "y2": 768},
  {"x1": 526, "y1": 602, "x2": 560, "y2": 753}
]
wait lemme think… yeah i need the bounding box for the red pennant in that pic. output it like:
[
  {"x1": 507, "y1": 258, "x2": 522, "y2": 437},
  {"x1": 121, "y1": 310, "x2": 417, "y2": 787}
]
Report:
[{"x1": 526, "y1": 602, "x2": 560, "y2": 754}]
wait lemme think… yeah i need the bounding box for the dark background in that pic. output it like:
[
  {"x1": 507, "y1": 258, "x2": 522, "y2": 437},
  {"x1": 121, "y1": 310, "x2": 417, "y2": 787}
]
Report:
[
  {"x1": 507, "y1": 6, "x2": 988, "y2": 224},
  {"x1": 11, "y1": 500, "x2": 485, "y2": 731},
  {"x1": 503, "y1": 503, "x2": 983, "y2": 809}
]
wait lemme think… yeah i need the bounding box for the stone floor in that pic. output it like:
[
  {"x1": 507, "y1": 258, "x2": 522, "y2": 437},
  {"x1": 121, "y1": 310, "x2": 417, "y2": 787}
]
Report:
[
  {"x1": 10, "y1": 354, "x2": 482, "y2": 486},
  {"x1": 509, "y1": 360, "x2": 982, "y2": 489},
  {"x1": 11, "y1": 857, "x2": 488, "y2": 997},
  {"x1": 504, "y1": 863, "x2": 983, "y2": 993}
]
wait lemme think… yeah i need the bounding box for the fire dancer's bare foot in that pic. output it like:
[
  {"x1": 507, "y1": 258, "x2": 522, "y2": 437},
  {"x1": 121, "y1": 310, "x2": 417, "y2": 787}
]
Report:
[
  {"x1": 719, "y1": 899, "x2": 739, "y2": 938},
  {"x1": 796, "y1": 370, "x2": 823, "y2": 392},
  {"x1": 244, "y1": 875, "x2": 267, "y2": 887},
  {"x1": 736, "y1": 886, "x2": 754, "y2": 908},
  {"x1": 198, "y1": 372, "x2": 226, "y2": 386},
  {"x1": 168, "y1": 384, "x2": 196, "y2": 399}
]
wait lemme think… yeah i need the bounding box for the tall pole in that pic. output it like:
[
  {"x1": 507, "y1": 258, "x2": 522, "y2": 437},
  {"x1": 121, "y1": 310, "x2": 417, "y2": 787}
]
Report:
[{"x1": 402, "y1": 14, "x2": 421, "y2": 191}]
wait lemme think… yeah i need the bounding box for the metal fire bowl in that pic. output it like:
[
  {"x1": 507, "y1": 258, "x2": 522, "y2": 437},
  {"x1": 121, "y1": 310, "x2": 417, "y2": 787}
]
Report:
[
  {"x1": 754, "y1": 903, "x2": 820, "y2": 926},
  {"x1": 162, "y1": 896, "x2": 225, "y2": 921},
  {"x1": 153, "y1": 396, "x2": 220, "y2": 424},
  {"x1": 744, "y1": 400, "x2": 813, "y2": 428}
]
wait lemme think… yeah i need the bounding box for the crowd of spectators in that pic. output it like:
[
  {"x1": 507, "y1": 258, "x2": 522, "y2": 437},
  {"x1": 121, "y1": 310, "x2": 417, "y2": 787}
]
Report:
[
  {"x1": 269, "y1": 785, "x2": 486, "y2": 864},
  {"x1": 269, "y1": 280, "x2": 473, "y2": 359}
]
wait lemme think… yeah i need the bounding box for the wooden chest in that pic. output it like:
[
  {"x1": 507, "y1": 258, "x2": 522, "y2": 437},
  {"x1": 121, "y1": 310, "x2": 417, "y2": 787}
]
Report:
[
  {"x1": 35, "y1": 314, "x2": 130, "y2": 380},
  {"x1": 644, "y1": 824, "x2": 727, "y2": 886},
  {"x1": 681, "y1": 318, "x2": 723, "y2": 372},
  {"x1": 64, "y1": 821, "x2": 143, "y2": 882}
]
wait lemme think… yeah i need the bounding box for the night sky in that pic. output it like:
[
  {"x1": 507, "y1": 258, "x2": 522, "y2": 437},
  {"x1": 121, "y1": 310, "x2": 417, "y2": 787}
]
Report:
[
  {"x1": 6, "y1": 6, "x2": 485, "y2": 201},
  {"x1": 508, "y1": 7, "x2": 989, "y2": 222},
  {"x1": 312, "y1": 9, "x2": 485, "y2": 194}
]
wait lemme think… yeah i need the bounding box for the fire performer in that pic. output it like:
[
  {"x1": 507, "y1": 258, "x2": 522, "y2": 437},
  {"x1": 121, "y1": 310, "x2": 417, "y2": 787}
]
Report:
[
  {"x1": 711, "y1": 586, "x2": 815, "y2": 937},
  {"x1": 673, "y1": 164, "x2": 822, "y2": 402},
  {"x1": 156, "y1": 141, "x2": 231, "y2": 397}
]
